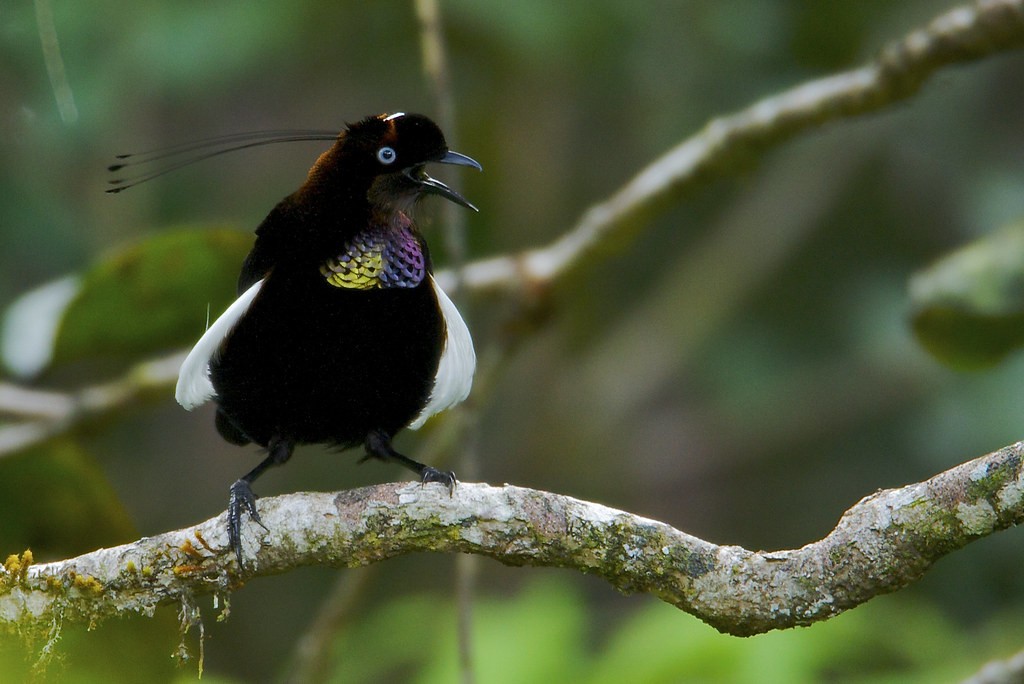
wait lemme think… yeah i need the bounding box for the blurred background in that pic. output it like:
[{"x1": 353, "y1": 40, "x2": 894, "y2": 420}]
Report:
[{"x1": 3, "y1": 0, "x2": 1024, "y2": 681}]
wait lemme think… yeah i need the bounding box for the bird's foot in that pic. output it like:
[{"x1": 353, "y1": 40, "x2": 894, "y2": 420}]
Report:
[
  {"x1": 228, "y1": 478, "x2": 267, "y2": 566},
  {"x1": 421, "y1": 466, "x2": 457, "y2": 496}
]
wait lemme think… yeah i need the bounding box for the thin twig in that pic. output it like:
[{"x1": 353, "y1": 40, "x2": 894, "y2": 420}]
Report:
[
  {"x1": 415, "y1": 3, "x2": 479, "y2": 682},
  {"x1": 416, "y1": 0, "x2": 469, "y2": 275},
  {"x1": 0, "y1": 352, "x2": 184, "y2": 460},
  {"x1": 0, "y1": 384, "x2": 75, "y2": 419},
  {"x1": 283, "y1": 568, "x2": 374, "y2": 684},
  {"x1": 33, "y1": 0, "x2": 78, "y2": 124}
]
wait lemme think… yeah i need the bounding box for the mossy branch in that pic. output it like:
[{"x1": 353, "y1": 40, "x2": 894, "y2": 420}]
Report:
[{"x1": 3, "y1": 441, "x2": 1022, "y2": 637}]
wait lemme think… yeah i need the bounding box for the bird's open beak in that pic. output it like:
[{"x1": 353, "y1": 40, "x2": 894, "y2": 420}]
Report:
[{"x1": 408, "y1": 150, "x2": 482, "y2": 212}]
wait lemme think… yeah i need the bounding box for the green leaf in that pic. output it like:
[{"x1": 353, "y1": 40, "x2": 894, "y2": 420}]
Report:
[
  {"x1": 429, "y1": 578, "x2": 588, "y2": 683},
  {"x1": 50, "y1": 226, "x2": 251, "y2": 371},
  {"x1": 322, "y1": 577, "x2": 589, "y2": 684},
  {"x1": 909, "y1": 222, "x2": 1024, "y2": 369},
  {"x1": 0, "y1": 439, "x2": 135, "y2": 560}
]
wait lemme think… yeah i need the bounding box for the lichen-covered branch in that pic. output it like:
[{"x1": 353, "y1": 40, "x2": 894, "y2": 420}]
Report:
[
  {"x1": 436, "y1": 0, "x2": 1024, "y2": 296},
  {"x1": 3, "y1": 441, "x2": 1022, "y2": 637}
]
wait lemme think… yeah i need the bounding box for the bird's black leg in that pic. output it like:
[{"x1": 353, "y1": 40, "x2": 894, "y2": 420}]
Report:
[
  {"x1": 228, "y1": 436, "x2": 294, "y2": 566},
  {"x1": 363, "y1": 430, "x2": 456, "y2": 495}
]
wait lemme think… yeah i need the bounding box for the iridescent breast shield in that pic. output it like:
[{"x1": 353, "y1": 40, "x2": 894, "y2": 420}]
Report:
[{"x1": 320, "y1": 221, "x2": 426, "y2": 290}]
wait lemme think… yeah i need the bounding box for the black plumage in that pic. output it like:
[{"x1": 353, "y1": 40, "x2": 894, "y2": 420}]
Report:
[{"x1": 173, "y1": 113, "x2": 480, "y2": 563}]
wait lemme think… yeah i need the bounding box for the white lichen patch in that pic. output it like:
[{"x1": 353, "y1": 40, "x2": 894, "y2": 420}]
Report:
[
  {"x1": 393, "y1": 482, "x2": 519, "y2": 525},
  {"x1": 396, "y1": 485, "x2": 423, "y2": 506},
  {"x1": 956, "y1": 500, "x2": 996, "y2": 535},
  {"x1": 969, "y1": 462, "x2": 991, "y2": 482},
  {"x1": 622, "y1": 544, "x2": 643, "y2": 561},
  {"x1": 0, "y1": 586, "x2": 53, "y2": 623},
  {"x1": 460, "y1": 527, "x2": 485, "y2": 546},
  {"x1": 997, "y1": 469, "x2": 1024, "y2": 511},
  {"x1": 566, "y1": 499, "x2": 624, "y2": 527}
]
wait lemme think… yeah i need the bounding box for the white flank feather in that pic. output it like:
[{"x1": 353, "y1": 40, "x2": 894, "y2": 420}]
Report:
[
  {"x1": 175, "y1": 278, "x2": 265, "y2": 410},
  {"x1": 409, "y1": 276, "x2": 475, "y2": 429}
]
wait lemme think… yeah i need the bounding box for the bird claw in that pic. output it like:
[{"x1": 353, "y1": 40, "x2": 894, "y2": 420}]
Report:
[
  {"x1": 421, "y1": 466, "x2": 457, "y2": 496},
  {"x1": 228, "y1": 479, "x2": 265, "y2": 566}
]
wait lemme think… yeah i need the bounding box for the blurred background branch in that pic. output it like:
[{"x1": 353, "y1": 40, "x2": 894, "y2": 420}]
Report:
[
  {"x1": 0, "y1": 353, "x2": 181, "y2": 458},
  {"x1": 437, "y1": 0, "x2": 1024, "y2": 296}
]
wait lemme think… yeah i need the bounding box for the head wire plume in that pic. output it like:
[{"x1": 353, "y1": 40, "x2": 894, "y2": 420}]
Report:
[{"x1": 106, "y1": 128, "x2": 341, "y2": 193}]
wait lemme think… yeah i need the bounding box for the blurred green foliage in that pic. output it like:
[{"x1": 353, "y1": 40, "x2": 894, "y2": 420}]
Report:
[
  {"x1": 2, "y1": 0, "x2": 1024, "y2": 681},
  {"x1": 910, "y1": 223, "x2": 1024, "y2": 369},
  {"x1": 321, "y1": 577, "x2": 1024, "y2": 684},
  {"x1": 51, "y1": 227, "x2": 251, "y2": 371},
  {"x1": 0, "y1": 439, "x2": 135, "y2": 560}
]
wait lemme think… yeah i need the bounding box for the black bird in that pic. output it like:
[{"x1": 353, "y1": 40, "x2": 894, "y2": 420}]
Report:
[{"x1": 172, "y1": 112, "x2": 480, "y2": 563}]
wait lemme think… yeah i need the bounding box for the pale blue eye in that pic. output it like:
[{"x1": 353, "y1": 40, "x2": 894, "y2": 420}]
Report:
[{"x1": 377, "y1": 146, "x2": 397, "y2": 165}]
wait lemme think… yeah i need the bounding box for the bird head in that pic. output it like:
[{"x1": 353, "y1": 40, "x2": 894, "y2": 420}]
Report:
[{"x1": 310, "y1": 112, "x2": 482, "y2": 213}]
